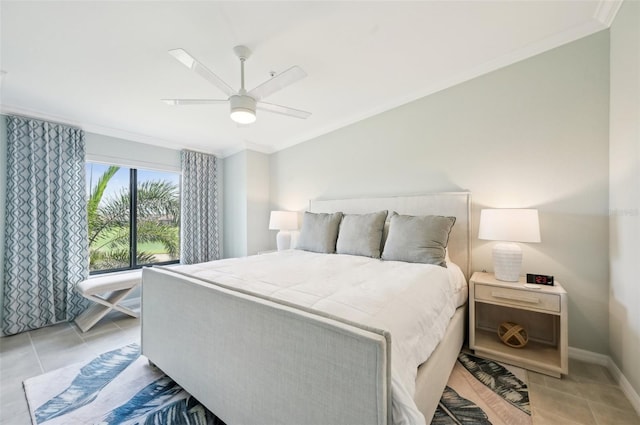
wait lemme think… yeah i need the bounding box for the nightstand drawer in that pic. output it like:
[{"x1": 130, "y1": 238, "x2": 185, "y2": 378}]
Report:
[{"x1": 474, "y1": 284, "x2": 560, "y2": 312}]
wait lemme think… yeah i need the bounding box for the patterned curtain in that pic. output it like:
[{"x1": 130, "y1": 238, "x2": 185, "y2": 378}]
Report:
[
  {"x1": 180, "y1": 149, "x2": 221, "y2": 264},
  {"x1": 3, "y1": 116, "x2": 89, "y2": 335}
]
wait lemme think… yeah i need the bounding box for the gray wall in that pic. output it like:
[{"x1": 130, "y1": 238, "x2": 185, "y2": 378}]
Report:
[
  {"x1": 270, "y1": 31, "x2": 610, "y2": 354},
  {"x1": 223, "y1": 149, "x2": 271, "y2": 257},
  {"x1": 609, "y1": 0, "x2": 640, "y2": 396}
]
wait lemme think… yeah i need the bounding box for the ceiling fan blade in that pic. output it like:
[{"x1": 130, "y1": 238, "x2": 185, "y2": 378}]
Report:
[
  {"x1": 248, "y1": 66, "x2": 307, "y2": 100},
  {"x1": 162, "y1": 99, "x2": 228, "y2": 106},
  {"x1": 169, "y1": 48, "x2": 235, "y2": 97},
  {"x1": 257, "y1": 101, "x2": 311, "y2": 119}
]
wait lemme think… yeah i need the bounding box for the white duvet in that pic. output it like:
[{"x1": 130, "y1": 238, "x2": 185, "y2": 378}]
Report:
[{"x1": 170, "y1": 250, "x2": 467, "y2": 425}]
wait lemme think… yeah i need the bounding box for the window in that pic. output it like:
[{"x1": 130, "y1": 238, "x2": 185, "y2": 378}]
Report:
[{"x1": 87, "y1": 163, "x2": 180, "y2": 274}]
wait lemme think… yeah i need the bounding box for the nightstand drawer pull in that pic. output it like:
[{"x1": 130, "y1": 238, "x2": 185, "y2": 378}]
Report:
[{"x1": 491, "y1": 291, "x2": 540, "y2": 304}]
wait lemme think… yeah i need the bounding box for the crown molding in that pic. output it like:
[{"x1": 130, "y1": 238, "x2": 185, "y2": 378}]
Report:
[
  {"x1": 220, "y1": 140, "x2": 274, "y2": 158},
  {"x1": 594, "y1": 0, "x2": 624, "y2": 27},
  {"x1": 2, "y1": 104, "x2": 84, "y2": 129},
  {"x1": 243, "y1": 140, "x2": 274, "y2": 155},
  {"x1": 0, "y1": 104, "x2": 222, "y2": 156}
]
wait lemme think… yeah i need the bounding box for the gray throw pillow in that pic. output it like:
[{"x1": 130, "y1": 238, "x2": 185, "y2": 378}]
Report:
[
  {"x1": 336, "y1": 211, "x2": 388, "y2": 258},
  {"x1": 296, "y1": 211, "x2": 344, "y2": 253},
  {"x1": 381, "y1": 214, "x2": 456, "y2": 267}
]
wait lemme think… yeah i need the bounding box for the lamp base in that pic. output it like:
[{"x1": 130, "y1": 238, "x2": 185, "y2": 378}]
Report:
[
  {"x1": 492, "y1": 242, "x2": 522, "y2": 282},
  {"x1": 276, "y1": 231, "x2": 292, "y2": 251}
]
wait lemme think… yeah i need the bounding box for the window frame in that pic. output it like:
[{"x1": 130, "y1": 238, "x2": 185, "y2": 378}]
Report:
[{"x1": 89, "y1": 165, "x2": 181, "y2": 275}]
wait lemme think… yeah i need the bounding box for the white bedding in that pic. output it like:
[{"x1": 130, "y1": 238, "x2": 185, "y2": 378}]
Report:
[{"x1": 169, "y1": 250, "x2": 467, "y2": 425}]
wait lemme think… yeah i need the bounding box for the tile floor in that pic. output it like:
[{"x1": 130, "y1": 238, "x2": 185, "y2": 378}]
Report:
[
  {"x1": 1, "y1": 313, "x2": 639, "y2": 425},
  {"x1": 528, "y1": 361, "x2": 640, "y2": 425},
  {"x1": 0, "y1": 311, "x2": 140, "y2": 425}
]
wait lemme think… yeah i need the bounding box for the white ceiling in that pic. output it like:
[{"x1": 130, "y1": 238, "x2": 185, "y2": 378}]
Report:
[{"x1": 0, "y1": 1, "x2": 620, "y2": 157}]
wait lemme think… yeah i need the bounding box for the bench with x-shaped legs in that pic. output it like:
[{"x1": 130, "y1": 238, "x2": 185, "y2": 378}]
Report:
[{"x1": 74, "y1": 271, "x2": 141, "y2": 332}]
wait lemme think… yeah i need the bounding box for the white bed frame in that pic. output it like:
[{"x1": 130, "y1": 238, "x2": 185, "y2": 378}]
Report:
[{"x1": 141, "y1": 192, "x2": 470, "y2": 424}]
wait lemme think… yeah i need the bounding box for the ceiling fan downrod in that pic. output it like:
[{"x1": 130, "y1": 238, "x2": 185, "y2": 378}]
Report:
[
  {"x1": 233, "y1": 45, "x2": 251, "y2": 95},
  {"x1": 230, "y1": 46, "x2": 256, "y2": 123}
]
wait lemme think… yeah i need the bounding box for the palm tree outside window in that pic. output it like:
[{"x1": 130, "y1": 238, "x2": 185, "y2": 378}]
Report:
[{"x1": 86, "y1": 163, "x2": 180, "y2": 274}]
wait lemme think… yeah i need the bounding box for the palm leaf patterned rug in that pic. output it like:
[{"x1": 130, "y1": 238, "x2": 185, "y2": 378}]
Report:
[
  {"x1": 433, "y1": 352, "x2": 532, "y2": 425},
  {"x1": 24, "y1": 345, "x2": 530, "y2": 424}
]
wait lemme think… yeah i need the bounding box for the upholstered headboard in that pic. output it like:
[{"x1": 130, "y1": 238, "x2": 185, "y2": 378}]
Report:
[{"x1": 309, "y1": 192, "x2": 471, "y2": 280}]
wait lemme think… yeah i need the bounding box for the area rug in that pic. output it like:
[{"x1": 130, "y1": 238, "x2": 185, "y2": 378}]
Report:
[
  {"x1": 24, "y1": 344, "x2": 530, "y2": 424},
  {"x1": 433, "y1": 352, "x2": 532, "y2": 425}
]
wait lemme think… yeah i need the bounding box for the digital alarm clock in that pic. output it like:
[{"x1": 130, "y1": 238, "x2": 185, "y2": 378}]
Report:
[{"x1": 526, "y1": 273, "x2": 554, "y2": 286}]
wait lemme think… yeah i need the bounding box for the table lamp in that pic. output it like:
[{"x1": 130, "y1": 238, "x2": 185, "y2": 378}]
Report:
[
  {"x1": 478, "y1": 209, "x2": 541, "y2": 282},
  {"x1": 269, "y1": 211, "x2": 298, "y2": 251}
]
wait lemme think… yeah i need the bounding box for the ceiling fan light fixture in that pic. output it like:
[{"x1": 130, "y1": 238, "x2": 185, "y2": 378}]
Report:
[
  {"x1": 230, "y1": 94, "x2": 257, "y2": 124},
  {"x1": 230, "y1": 108, "x2": 256, "y2": 124}
]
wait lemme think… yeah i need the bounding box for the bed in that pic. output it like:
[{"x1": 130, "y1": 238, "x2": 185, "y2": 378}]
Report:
[{"x1": 141, "y1": 192, "x2": 471, "y2": 425}]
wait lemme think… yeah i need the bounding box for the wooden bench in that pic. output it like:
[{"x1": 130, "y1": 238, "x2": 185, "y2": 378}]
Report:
[{"x1": 74, "y1": 271, "x2": 142, "y2": 332}]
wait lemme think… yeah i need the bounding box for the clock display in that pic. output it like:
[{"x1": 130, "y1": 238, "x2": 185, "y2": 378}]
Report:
[{"x1": 526, "y1": 273, "x2": 554, "y2": 286}]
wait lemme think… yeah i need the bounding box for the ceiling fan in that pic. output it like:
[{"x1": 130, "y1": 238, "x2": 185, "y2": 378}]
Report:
[{"x1": 163, "y1": 45, "x2": 311, "y2": 124}]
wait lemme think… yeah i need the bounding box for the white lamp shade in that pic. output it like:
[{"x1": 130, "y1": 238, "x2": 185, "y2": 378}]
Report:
[
  {"x1": 478, "y1": 209, "x2": 541, "y2": 243},
  {"x1": 269, "y1": 211, "x2": 298, "y2": 231},
  {"x1": 478, "y1": 208, "x2": 540, "y2": 282}
]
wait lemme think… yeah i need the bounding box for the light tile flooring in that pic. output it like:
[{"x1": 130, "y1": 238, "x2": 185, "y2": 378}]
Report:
[
  {"x1": 1, "y1": 313, "x2": 639, "y2": 425},
  {"x1": 0, "y1": 311, "x2": 140, "y2": 425},
  {"x1": 528, "y1": 362, "x2": 640, "y2": 425}
]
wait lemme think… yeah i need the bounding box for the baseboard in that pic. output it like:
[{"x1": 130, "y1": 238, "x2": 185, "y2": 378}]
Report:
[
  {"x1": 568, "y1": 346, "x2": 609, "y2": 366},
  {"x1": 606, "y1": 356, "x2": 640, "y2": 416},
  {"x1": 569, "y1": 346, "x2": 640, "y2": 415}
]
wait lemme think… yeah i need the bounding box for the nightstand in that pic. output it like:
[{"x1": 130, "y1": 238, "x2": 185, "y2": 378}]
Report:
[{"x1": 469, "y1": 271, "x2": 568, "y2": 378}]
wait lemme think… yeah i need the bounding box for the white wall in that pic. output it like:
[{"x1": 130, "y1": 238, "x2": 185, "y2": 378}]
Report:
[
  {"x1": 85, "y1": 132, "x2": 180, "y2": 172},
  {"x1": 246, "y1": 150, "x2": 271, "y2": 255},
  {"x1": 609, "y1": 0, "x2": 640, "y2": 396},
  {"x1": 223, "y1": 150, "x2": 248, "y2": 258},
  {"x1": 222, "y1": 149, "x2": 271, "y2": 257},
  {"x1": 270, "y1": 31, "x2": 610, "y2": 354}
]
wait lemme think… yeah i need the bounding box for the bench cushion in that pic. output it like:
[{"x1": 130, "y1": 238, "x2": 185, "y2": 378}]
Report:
[{"x1": 78, "y1": 271, "x2": 142, "y2": 296}]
